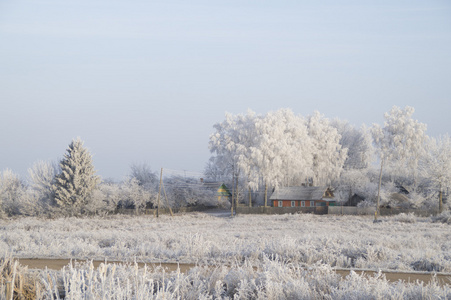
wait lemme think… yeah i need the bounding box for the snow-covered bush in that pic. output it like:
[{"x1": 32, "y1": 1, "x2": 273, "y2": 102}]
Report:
[
  {"x1": 27, "y1": 160, "x2": 57, "y2": 214},
  {"x1": 0, "y1": 169, "x2": 26, "y2": 216},
  {"x1": 391, "y1": 212, "x2": 417, "y2": 223},
  {"x1": 118, "y1": 178, "x2": 155, "y2": 210},
  {"x1": 432, "y1": 210, "x2": 451, "y2": 224},
  {"x1": 411, "y1": 258, "x2": 444, "y2": 272}
]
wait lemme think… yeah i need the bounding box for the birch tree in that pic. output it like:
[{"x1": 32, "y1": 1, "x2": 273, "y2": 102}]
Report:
[
  {"x1": 209, "y1": 110, "x2": 258, "y2": 209},
  {"x1": 331, "y1": 120, "x2": 374, "y2": 170},
  {"x1": 372, "y1": 106, "x2": 427, "y2": 188},
  {"x1": 249, "y1": 109, "x2": 313, "y2": 191},
  {"x1": 306, "y1": 111, "x2": 347, "y2": 186},
  {"x1": 372, "y1": 106, "x2": 427, "y2": 214},
  {"x1": 52, "y1": 138, "x2": 101, "y2": 215}
]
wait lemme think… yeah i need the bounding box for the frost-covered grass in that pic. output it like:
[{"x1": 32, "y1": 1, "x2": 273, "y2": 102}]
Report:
[
  {"x1": 1, "y1": 212, "x2": 451, "y2": 273},
  {"x1": 34, "y1": 258, "x2": 449, "y2": 299},
  {"x1": 2, "y1": 255, "x2": 450, "y2": 299}
]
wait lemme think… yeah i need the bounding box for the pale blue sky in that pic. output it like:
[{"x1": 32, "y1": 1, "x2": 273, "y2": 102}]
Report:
[{"x1": 1, "y1": 0, "x2": 450, "y2": 180}]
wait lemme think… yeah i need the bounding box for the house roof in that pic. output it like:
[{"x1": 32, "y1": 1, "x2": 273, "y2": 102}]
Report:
[
  {"x1": 217, "y1": 183, "x2": 232, "y2": 196},
  {"x1": 269, "y1": 186, "x2": 333, "y2": 201},
  {"x1": 201, "y1": 181, "x2": 232, "y2": 197}
]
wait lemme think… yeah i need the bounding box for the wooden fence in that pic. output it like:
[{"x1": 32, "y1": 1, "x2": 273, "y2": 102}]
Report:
[
  {"x1": 237, "y1": 206, "x2": 439, "y2": 216},
  {"x1": 236, "y1": 206, "x2": 328, "y2": 215},
  {"x1": 115, "y1": 206, "x2": 440, "y2": 217}
]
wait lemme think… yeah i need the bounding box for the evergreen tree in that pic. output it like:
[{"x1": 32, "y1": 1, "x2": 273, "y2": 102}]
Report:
[{"x1": 53, "y1": 138, "x2": 100, "y2": 214}]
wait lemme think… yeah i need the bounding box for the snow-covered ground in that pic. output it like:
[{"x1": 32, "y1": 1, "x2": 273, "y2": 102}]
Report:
[
  {"x1": 2, "y1": 211, "x2": 451, "y2": 299},
  {"x1": 2, "y1": 211, "x2": 450, "y2": 273}
]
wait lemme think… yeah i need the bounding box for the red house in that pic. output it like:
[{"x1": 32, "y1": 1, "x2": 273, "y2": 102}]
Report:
[{"x1": 270, "y1": 186, "x2": 335, "y2": 208}]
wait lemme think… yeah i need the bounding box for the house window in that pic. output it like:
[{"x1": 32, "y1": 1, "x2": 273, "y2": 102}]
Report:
[
  {"x1": 301, "y1": 201, "x2": 305, "y2": 207},
  {"x1": 316, "y1": 202, "x2": 325, "y2": 207},
  {"x1": 291, "y1": 201, "x2": 295, "y2": 207},
  {"x1": 278, "y1": 201, "x2": 283, "y2": 207}
]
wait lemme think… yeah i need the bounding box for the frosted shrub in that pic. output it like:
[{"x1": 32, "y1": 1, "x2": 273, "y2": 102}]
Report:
[
  {"x1": 392, "y1": 212, "x2": 417, "y2": 223},
  {"x1": 432, "y1": 210, "x2": 451, "y2": 224},
  {"x1": 411, "y1": 258, "x2": 444, "y2": 272}
]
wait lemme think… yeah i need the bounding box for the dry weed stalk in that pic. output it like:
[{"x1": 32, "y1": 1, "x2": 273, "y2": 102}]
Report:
[{"x1": 0, "y1": 256, "x2": 42, "y2": 300}]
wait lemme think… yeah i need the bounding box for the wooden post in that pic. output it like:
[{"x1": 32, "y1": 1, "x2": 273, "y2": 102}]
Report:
[
  {"x1": 162, "y1": 182, "x2": 174, "y2": 217},
  {"x1": 157, "y1": 168, "x2": 163, "y2": 218}
]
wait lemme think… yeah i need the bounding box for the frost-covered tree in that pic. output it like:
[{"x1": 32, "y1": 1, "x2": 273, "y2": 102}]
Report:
[
  {"x1": 421, "y1": 135, "x2": 451, "y2": 212},
  {"x1": 306, "y1": 111, "x2": 347, "y2": 186},
  {"x1": 209, "y1": 110, "x2": 259, "y2": 209},
  {"x1": 52, "y1": 138, "x2": 101, "y2": 215},
  {"x1": 331, "y1": 120, "x2": 374, "y2": 170},
  {"x1": 331, "y1": 120, "x2": 375, "y2": 203},
  {"x1": 164, "y1": 176, "x2": 216, "y2": 208},
  {"x1": 245, "y1": 109, "x2": 315, "y2": 204},
  {"x1": 372, "y1": 106, "x2": 427, "y2": 212},
  {"x1": 118, "y1": 177, "x2": 154, "y2": 212},
  {"x1": 209, "y1": 109, "x2": 349, "y2": 207},
  {"x1": 129, "y1": 163, "x2": 158, "y2": 189},
  {"x1": 372, "y1": 106, "x2": 427, "y2": 187},
  {"x1": 0, "y1": 169, "x2": 24, "y2": 216},
  {"x1": 86, "y1": 181, "x2": 120, "y2": 215},
  {"x1": 27, "y1": 160, "x2": 58, "y2": 213},
  {"x1": 204, "y1": 157, "x2": 233, "y2": 182}
]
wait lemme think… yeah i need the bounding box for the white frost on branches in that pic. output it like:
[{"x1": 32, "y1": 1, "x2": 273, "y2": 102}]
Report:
[
  {"x1": 372, "y1": 106, "x2": 427, "y2": 185},
  {"x1": 421, "y1": 135, "x2": 451, "y2": 208},
  {"x1": 0, "y1": 169, "x2": 24, "y2": 215},
  {"x1": 306, "y1": 111, "x2": 347, "y2": 186},
  {"x1": 208, "y1": 109, "x2": 347, "y2": 193},
  {"x1": 52, "y1": 137, "x2": 101, "y2": 215}
]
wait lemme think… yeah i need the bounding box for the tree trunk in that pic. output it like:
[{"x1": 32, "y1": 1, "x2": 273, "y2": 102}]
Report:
[
  {"x1": 376, "y1": 159, "x2": 384, "y2": 219},
  {"x1": 157, "y1": 168, "x2": 163, "y2": 218},
  {"x1": 248, "y1": 186, "x2": 252, "y2": 207},
  {"x1": 439, "y1": 184, "x2": 443, "y2": 214},
  {"x1": 231, "y1": 172, "x2": 235, "y2": 217},
  {"x1": 264, "y1": 182, "x2": 268, "y2": 207},
  {"x1": 235, "y1": 173, "x2": 239, "y2": 210}
]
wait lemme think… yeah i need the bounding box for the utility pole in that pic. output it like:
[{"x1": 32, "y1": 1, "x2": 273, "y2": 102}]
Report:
[
  {"x1": 157, "y1": 168, "x2": 163, "y2": 218},
  {"x1": 162, "y1": 181, "x2": 174, "y2": 217}
]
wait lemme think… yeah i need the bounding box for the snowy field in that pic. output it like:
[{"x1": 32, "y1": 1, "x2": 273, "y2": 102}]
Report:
[
  {"x1": 2, "y1": 211, "x2": 451, "y2": 272},
  {"x1": 2, "y1": 212, "x2": 451, "y2": 299}
]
